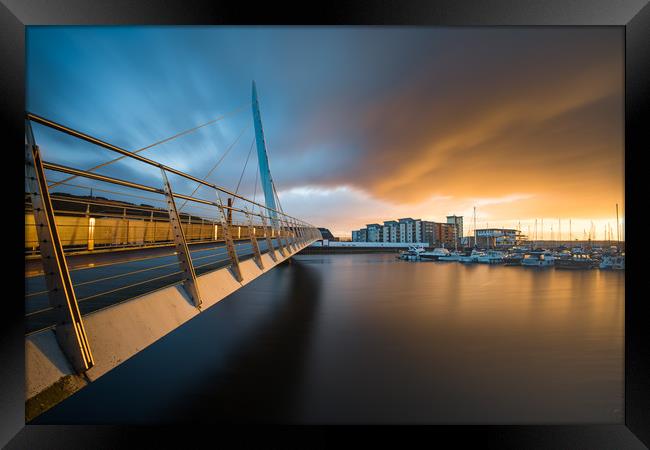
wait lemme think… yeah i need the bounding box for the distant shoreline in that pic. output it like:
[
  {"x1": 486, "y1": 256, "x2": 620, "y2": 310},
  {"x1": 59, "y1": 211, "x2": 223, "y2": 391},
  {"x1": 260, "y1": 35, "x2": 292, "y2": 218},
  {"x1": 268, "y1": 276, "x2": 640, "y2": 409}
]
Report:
[{"x1": 298, "y1": 247, "x2": 402, "y2": 254}]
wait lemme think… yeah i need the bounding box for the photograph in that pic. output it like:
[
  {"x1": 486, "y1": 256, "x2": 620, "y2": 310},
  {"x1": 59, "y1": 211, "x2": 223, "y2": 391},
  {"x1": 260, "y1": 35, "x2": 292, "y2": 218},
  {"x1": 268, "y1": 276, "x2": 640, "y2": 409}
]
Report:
[
  {"x1": 2, "y1": 2, "x2": 646, "y2": 446},
  {"x1": 23, "y1": 25, "x2": 626, "y2": 424}
]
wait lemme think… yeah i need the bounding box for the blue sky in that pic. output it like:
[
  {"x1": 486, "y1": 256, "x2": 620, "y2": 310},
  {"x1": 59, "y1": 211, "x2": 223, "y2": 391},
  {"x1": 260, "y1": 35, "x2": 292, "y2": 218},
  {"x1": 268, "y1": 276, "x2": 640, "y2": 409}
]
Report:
[{"x1": 27, "y1": 27, "x2": 623, "y2": 237}]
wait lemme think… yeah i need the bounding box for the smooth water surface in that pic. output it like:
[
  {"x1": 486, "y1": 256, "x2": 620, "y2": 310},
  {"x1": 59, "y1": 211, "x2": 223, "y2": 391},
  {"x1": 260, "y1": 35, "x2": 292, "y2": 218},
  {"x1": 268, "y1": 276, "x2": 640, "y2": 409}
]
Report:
[{"x1": 35, "y1": 253, "x2": 624, "y2": 424}]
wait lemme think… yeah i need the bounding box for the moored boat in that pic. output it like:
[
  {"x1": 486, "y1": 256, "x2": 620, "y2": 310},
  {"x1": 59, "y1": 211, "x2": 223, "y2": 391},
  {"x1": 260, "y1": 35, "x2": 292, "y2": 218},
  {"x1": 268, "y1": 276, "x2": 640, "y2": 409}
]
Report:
[
  {"x1": 554, "y1": 253, "x2": 597, "y2": 270},
  {"x1": 438, "y1": 251, "x2": 462, "y2": 262},
  {"x1": 521, "y1": 251, "x2": 555, "y2": 267},
  {"x1": 458, "y1": 249, "x2": 484, "y2": 263},
  {"x1": 599, "y1": 254, "x2": 625, "y2": 270},
  {"x1": 502, "y1": 253, "x2": 523, "y2": 266},
  {"x1": 420, "y1": 247, "x2": 451, "y2": 261},
  {"x1": 476, "y1": 250, "x2": 506, "y2": 264},
  {"x1": 398, "y1": 245, "x2": 426, "y2": 261}
]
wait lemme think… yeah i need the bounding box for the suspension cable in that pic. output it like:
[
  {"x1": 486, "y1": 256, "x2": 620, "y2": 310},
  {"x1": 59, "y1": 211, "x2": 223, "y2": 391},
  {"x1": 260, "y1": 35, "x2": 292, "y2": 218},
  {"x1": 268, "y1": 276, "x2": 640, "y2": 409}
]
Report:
[
  {"x1": 232, "y1": 138, "x2": 255, "y2": 207},
  {"x1": 252, "y1": 161, "x2": 259, "y2": 210},
  {"x1": 177, "y1": 123, "x2": 250, "y2": 211},
  {"x1": 47, "y1": 104, "x2": 246, "y2": 188},
  {"x1": 272, "y1": 182, "x2": 285, "y2": 215}
]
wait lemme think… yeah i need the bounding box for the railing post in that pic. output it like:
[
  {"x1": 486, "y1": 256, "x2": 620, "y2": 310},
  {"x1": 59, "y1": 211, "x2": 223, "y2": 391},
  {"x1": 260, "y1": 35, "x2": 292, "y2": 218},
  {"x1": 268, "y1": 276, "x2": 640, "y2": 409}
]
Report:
[
  {"x1": 227, "y1": 197, "x2": 233, "y2": 225},
  {"x1": 290, "y1": 219, "x2": 299, "y2": 250},
  {"x1": 294, "y1": 219, "x2": 303, "y2": 245},
  {"x1": 279, "y1": 217, "x2": 291, "y2": 252},
  {"x1": 259, "y1": 212, "x2": 277, "y2": 262},
  {"x1": 244, "y1": 208, "x2": 264, "y2": 270},
  {"x1": 284, "y1": 218, "x2": 293, "y2": 250},
  {"x1": 148, "y1": 210, "x2": 154, "y2": 244},
  {"x1": 25, "y1": 122, "x2": 94, "y2": 373},
  {"x1": 123, "y1": 207, "x2": 128, "y2": 245},
  {"x1": 282, "y1": 218, "x2": 294, "y2": 252},
  {"x1": 274, "y1": 216, "x2": 287, "y2": 257},
  {"x1": 160, "y1": 169, "x2": 202, "y2": 308},
  {"x1": 216, "y1": 194, "x2": 243, "y2": 282},
  {"x1": 288, "y1": 218, "x2": 298, "y2": 250},
  {"x1": 86, "y1": 203, "x2": 95, "y2": 251},
  {"x1": 292, "y1": 220, "x2": 300, "y2": 245}
]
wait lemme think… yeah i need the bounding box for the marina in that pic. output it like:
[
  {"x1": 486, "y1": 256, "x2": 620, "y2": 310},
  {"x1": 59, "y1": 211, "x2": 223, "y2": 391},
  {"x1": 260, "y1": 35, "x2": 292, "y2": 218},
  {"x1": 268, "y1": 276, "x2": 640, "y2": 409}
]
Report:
[
  {"x1": 356, "y1": 205, "x2": 625, "y2": 271},
  {"x1": 397, "y1": 244, "x2": 624, "y2": 270},
  {"x1": 34, "y1": 253, "x2": 624, "y2": 424}
]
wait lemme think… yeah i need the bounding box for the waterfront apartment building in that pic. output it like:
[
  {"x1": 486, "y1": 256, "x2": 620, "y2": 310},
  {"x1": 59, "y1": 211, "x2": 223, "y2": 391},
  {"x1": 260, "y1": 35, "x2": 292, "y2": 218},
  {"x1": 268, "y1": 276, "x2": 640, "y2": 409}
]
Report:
[
  {"x1": 399, "y1": 218, "x2": 417, "y2": 243},
  {"x1": 382, "y1": 220, "x2": 399, "y2": 242},
  {"x1": 352, "y1": 228, "x2": 367, "y2": 242},
  {"x1": 366, "y1": 223, "x2": 383, "y2": 242},
  {"x1": 433, "y1": 222, "x2": 457, "y2": 248},
  {"x1": 352, "y1": 216, "x2": 460, "y2": 247},
  {"x1": 446, "y1": 215, "x2": 464, "y2": 243},
  {"x1": 474, "y1": 228, "x2": 525, "y2": 248}
]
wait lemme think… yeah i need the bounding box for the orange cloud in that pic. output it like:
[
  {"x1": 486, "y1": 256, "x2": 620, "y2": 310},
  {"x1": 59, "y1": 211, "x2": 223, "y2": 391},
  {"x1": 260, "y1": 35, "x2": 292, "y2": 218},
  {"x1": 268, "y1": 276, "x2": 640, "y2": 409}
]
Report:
[{"x1": 285, "y1": 29, "x2": 623, "y2": 229}]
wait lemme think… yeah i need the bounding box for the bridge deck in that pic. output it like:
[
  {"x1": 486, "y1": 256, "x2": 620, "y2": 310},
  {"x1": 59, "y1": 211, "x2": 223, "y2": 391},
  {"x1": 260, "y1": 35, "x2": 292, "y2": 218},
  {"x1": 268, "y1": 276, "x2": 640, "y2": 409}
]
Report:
[
  {"x1": 24, "y1": 109, "x2": 321, "y2": 420},
  {"x1": 25, "y1": 238, "x2": 290, "y2": 335}
]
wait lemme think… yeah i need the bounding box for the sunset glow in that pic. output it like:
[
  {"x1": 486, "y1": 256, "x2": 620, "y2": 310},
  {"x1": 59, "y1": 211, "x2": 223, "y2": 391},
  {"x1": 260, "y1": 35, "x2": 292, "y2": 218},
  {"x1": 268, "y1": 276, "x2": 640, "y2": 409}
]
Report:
[{"x1": 27, "y1": 27, "x2": 624, "y2": 238}]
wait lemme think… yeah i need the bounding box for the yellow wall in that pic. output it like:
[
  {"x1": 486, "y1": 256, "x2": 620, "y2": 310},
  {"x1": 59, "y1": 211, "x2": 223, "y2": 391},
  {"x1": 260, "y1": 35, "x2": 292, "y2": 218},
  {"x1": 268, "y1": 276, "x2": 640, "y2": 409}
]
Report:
[{"x1": 25, "y1": 214, "x2": 271, "y2": 251}]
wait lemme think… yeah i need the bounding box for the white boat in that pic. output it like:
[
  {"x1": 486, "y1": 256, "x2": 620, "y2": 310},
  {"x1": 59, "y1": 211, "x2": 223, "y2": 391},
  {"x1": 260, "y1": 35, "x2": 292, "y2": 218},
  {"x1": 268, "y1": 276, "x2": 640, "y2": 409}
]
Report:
[
  {"x1": 599, "y1": 254, "x2": 625, "y2": 270},
  {"x1": 458, "y1": 249, "x2": 485, "y2": 263},
  {"x1": 420, "y1": 247, "x2": 451, "y2": 260},
  {"x1": 438, "y1": 251, "x2": 462, "y2": 262},
  {"x1": 476, "y1": 250, "x2": 506, "y2": 264},
  {"x1": 398, "y1": 245, "x2": 426, "y2": 261},
  {"x1": 521, "y1": 251, "x2": 555, "y2": 267}
]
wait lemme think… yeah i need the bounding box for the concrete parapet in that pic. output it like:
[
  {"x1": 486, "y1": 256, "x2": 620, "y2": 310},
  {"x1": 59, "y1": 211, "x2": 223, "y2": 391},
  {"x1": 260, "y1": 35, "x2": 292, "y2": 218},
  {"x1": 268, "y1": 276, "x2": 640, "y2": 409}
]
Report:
[{"x1": 25, "y1": 240, "x2": 310, "y2": 420}]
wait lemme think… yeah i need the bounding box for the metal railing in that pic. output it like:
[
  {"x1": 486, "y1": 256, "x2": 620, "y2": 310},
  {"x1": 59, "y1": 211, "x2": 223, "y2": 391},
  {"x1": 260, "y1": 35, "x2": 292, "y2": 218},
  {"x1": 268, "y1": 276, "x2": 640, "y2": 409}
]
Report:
[{"x1": 25, "y1": 112, "x2": 322, "y2": 373}]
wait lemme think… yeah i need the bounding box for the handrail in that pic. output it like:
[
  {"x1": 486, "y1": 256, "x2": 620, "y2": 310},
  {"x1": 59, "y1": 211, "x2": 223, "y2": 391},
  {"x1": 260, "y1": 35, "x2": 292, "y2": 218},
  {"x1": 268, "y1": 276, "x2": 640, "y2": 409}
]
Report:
[
  {"x1": 41, "y1": 160, "x2": 310, "y2": 227},
  {"x1": 28, "y1": 112, "x2": 316, "y2": 228},
  {"x1": 25, "y1": 110, "x2": 322, "y2": 354}
]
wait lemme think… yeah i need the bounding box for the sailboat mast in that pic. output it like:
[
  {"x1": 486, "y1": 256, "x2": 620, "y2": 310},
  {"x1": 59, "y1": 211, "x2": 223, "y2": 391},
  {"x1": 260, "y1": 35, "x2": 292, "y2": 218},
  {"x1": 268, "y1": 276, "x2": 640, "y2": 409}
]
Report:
[
  {"x1": 616, "y1": 203, "x2": 621, "y2": 248},
  {"x1": 473, "y1": 206, "x2": 477, "y2": 248}
]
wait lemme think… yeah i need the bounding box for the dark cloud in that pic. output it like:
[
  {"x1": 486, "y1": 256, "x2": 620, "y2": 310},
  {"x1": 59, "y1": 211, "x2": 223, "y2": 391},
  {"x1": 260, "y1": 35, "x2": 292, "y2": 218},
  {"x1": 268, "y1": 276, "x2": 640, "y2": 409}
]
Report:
[{"x1": 27, "y1": 27, "x2": 623, "y2": 233}]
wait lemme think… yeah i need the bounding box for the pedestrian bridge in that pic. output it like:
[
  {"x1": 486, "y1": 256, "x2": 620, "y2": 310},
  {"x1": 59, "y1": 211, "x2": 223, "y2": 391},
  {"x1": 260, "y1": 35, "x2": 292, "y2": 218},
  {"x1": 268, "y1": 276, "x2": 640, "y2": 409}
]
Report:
[{"x1": 24, "y1": 85, "x2": 321, "y2": 419}]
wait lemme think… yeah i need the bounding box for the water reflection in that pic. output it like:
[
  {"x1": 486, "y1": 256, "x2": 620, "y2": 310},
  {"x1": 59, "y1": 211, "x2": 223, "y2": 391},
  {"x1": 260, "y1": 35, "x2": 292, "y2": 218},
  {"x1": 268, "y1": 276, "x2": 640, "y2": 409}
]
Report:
[
  {"x1": 35, "y1": 254, "x2": 623, "y2": 424},
  {"x1": 293, "y1": 254, "x2": 623, "y2": 424},
  {"x1": 35, "y1": 259, "x2": 322, "y2": 424}
]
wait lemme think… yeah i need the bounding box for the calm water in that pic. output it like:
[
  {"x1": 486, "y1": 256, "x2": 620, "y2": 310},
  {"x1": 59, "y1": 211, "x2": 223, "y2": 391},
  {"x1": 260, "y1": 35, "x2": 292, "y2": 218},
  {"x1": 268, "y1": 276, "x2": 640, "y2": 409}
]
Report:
[{"x1": 35, "y1": 253, "x2": 624, "y2": 424}]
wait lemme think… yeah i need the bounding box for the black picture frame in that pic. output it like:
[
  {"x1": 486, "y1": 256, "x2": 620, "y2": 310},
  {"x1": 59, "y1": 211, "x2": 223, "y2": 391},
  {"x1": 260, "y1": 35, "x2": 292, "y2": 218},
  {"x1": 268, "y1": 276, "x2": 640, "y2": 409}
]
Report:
[{"x1": 1, "y1": 1, "x2": 648, "y2": 447}]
